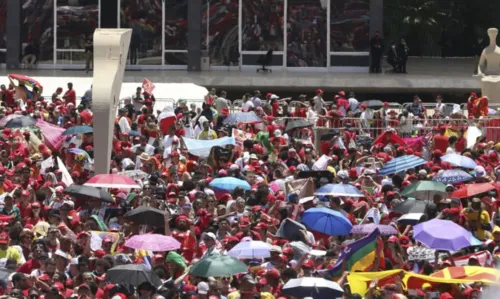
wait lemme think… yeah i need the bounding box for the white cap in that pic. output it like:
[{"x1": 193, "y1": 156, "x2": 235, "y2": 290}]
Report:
[
  {"x1": 197, "y1": 281, "x2": 209, "y2": 294},
  {"x1": 203, "y1": 232, "x2": 216, "y2": 241},
  {"x1": 270, "y1": 94, "x2": 279, "y2": 100},
  {"x1": 55, "y1": 249, "x2": 70, "y2": 260},
  {"x1": 299, "y1": 196, "x2": 315, "y2": 205},
  {"x1": 274, "y1": 129, "x2": 282, "y2": 137}
]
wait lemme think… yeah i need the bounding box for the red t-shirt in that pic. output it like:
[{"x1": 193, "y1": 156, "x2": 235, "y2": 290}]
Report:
[
  {"x1": 3, "y1": 89, "x2": 14, "y2": 107},
  {"x1": 16, "y1": 259, "x2": 41, "y2": 274},
  {"x1": 328, "y1": 110, "x2": 341, "y2": 128},
  {"x1": 16, "y1": 203, "x2": 31, "y2": 220},
  {"x1": 272, "y1": 102, "x2": 279, "y2": 117},
  {"x1": 64, "y1": 89, "x2": 76, "y2": 106},
  {"x1": 456, "y1": 137, "x2": 466, "y2": 153},
  {"x1": 433, "y1": 134, "x2": 449, "y2": 153}
]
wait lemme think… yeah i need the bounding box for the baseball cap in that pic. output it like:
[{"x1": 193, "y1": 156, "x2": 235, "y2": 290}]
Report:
[{"x1": 197, "y1": 282, "x2": 209, "y2": 294}]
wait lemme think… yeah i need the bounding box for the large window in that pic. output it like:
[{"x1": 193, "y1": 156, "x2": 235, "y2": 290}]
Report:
[
  {"x1": 164, "y1": 0, "x2": 188, "y2": 65},
  {"x1": 204, "y1": 0, "x2": 239, "y2": 66},
  {"x1": 286, "y1": 0, "x2": 327, "y2": 67},
  {"x1": 120, "y1": 0, "x2": 162, "y2": 65},
  {"x1": 330, "y1": 0, "x2": 370, "y2": 52},
  {"x1": 56, "y1": 0, "x2": 99, "y2": 64},
  {"x1": 22, "y1": 0, "x2": 54, "y2": 64},
  {"x1": 242, "y1": 0, "x2": 284, "y2": 51}
]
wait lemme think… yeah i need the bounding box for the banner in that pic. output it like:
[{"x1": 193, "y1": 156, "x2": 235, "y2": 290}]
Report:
[
  {"x1": 182, "y1": 136, "x2": 236, "y2": 158},
  {"x1": 142, "y1": 78, "x2": 155, "y2": 94},
  {"x1": 407, "y1": 246, "x2": 435, "y2": 261},
  {"x1": 453, "y1": 250, "x2": 493, "y2": 267},
  {"x1": 36, "y1": 119, "x2": 65, "y2": 151},
  {"x1": 57, "y1": 157, "x2": 74, "y2": 186}
]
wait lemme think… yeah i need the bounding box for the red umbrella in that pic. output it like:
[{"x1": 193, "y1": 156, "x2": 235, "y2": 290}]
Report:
[
  {"x1": 450, "y1": 183, "x2": 496, "y2": 198},
  {"x1": 84, "y1": 174, "x2": 141, "y2": 189}
]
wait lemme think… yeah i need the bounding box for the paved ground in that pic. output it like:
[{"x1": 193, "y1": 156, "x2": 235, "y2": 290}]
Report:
[{"x1": 1, "y1": 57, "x2": 480, "y2": 93}]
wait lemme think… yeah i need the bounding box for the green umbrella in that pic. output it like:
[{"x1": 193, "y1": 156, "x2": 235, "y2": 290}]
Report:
[
  {"x1": 190, "y1": 255, "x2": 248, "y2": 277},
  {"x1": 401, "y1": 181, "x2": 447, "y2": 201}
]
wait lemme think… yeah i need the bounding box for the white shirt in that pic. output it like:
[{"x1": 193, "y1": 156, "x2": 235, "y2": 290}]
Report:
[
  {"x1": 435, "y1": 103, "x2": 445, "y2": 114},
  {"x1": 446, "y1": 146, "x2": 456, "y2": 155},
  {"x1": 162, "y1": 135, "x2": 177, "y2": 149},
  {"x1": 242, "y1": 100, "x2": 254, "y2": 112},
  {"x1": 118, "y1": 116, "x2": 131, "y2": 134},
  {"x1": 399, "y1": 115, "x2": 413, "y2": 133},
  {"x1": 313, "y1": 95, "x2": 324, "y2": 113},
  {"x1": 348, "y1": 97, "x2": 359, "y2": 112},
  {"x1": 131, "y1": 144, "x2": 155, "y2": 155}
]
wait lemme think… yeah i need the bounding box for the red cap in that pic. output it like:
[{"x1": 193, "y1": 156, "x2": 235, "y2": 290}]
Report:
[
  {"x1": 21, "y1": 190, "x2": 30, "y2": 197},
  {"x1": 302, "y1": 259, "x2": 314, "y2": 268},
  {"x1": 383, "y1": 102, "x2": 389, "y2": 107},
  {"x1": 266, "y1": 269, "x2": 281, "y2": 279},
  {"x1": 316, "y1": 89, "x2": 323, "y2": 94}
]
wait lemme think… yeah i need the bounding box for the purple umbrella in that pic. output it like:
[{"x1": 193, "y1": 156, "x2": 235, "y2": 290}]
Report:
[
  {"x1": 413, "y1": 219, "x2": 474, "y2": 251},
  {"x1": 351, "y1": 223, "x2": 397, "y2": 236},
  {"x1": 125, "y1": 234, "x2": 181, "y2": 252}
]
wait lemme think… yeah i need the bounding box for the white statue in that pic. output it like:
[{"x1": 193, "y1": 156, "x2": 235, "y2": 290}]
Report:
[
  {"x1": 92, "y1": 29, "x2": 132, "y2": 175},
  {"x1": 476, "y1": 28, "x2": 500, "y2": 104}
]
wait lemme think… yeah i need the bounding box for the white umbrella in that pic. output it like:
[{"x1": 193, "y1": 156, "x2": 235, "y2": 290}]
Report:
[
  {"x1": 396, "y1": 213, "x2": 425, "y2": 226},
  {"x1": 282, "y1": 277, "x2": 344, "y2": 298},
  {"x1": 227, "y1": 240, "x2": 272, "y2": 259}
]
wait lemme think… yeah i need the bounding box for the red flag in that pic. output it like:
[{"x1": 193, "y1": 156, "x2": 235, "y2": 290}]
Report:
[{"x1": 142, "y1": 78, "x2": 155, "y2": 94}]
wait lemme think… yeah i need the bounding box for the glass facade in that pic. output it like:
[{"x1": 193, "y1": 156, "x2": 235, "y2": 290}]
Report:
[
  {"x1": 287, "y1": 0, "x2": 327, "y2": 67},
  {"x1": 242, "y1": 0, "x2": 284, "y2": 51},
  {"x1": 22, "y1": 0, "x2": 54, "y2": 64},
  {"x1": 120, "y1": 0, "x2": 162, "y2": 65},
  {"x1": 204, "y1": 0, "x2": 239, "y2": 66},
  {"x1": 12, "y1": 0, "x2": 371, "y2": 68},
  {"x1": 330, "y1": 0, "x2": 370, "y2": 52}
]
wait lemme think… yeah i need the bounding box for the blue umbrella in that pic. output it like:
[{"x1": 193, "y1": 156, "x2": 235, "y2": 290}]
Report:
[
  {"x1": 379, "y1": 155, "x2": 426, "y2": 175},
  {"x1": 209, "y1": 177, "x2": 251, "y2": 191},
  {"x1": 301, "y1": 207, "x2": 352, "y2": 236},
  {"x1": 314, "y1": 183, "x2": 364, "y2": 197},
  {"x1": 441, "y1": 154, "x2": 477, "y2": 169},
  {"x1": 62, "y1": 125, "x2": 93, "y2": 136},
  {"x1": 223, "y1": 112, "x2": 262, "y2": 125},
  {"x1": 432, "y1": 169, "x2": 473, "y2": 184}
]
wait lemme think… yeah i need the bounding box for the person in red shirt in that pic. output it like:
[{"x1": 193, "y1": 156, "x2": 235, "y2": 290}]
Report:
[
  {"x1": 433, "y1": 126, "x2": 449, "y2": 153},
  {"x1": 78, "y1": 105, "x2": 93, "y2": 125},
  {"x1": 16, "y1": 190, "x2": 32, "y2": 221},
  {"x1": 0, "y1": 84, "x2": 14, "y2": 107},
  {"x1": 62, "y1": 82, "x2": 76, "y2": 106},
  {"x1": 455, "y1": 127, "x2": 466, "y2": 153}
]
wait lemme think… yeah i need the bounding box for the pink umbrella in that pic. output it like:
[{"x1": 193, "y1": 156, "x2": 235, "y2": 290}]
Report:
[
  {"x1": 0, "y1": 114, "x2": 22, "y2": 128},
  {"x1": 84, "y1": 174, "x2": 141, "y2": 189},
  {"x1": 36, "y1": 119, "x2": 65, "y2": 151},
  {"x1": 124, "y1": 234, "x2": 181, "y2": 251}
]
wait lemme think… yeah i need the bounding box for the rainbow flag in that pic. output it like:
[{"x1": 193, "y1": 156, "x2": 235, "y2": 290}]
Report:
[{"x1": 328, "y1": 228, "x2": 381, "y2": 276}]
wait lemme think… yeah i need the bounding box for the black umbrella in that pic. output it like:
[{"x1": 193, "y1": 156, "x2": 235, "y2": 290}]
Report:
[
  {"x1": 276, "y1": 218, "x2": 307, "y2": 242},
  {"x1": 64, "y1": 185, "x2": 115, "y2": 203},
  {"x1": 106, "y1": 264, "x2": 162, "y2": 287},
  {"x1": 285, "y1": 119, "x2": 314, "y2": 133},
  {"x1": 124, "y1": 206, "x2": 165, "y2": 227},
  {"x1": 393, "y1": 200, "x2": 428, "y2": 214},
  {"x1": 361, "y1": 100, "x2": 384, "y2": 109},
  {"x1": 5, "y1": 116, "x2": 36, "y2": 128}
]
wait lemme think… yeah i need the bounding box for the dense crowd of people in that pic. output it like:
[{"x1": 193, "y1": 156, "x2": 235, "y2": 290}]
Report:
[{"x1": 0, "y1": 77, "x2": 498, "y2": 299}]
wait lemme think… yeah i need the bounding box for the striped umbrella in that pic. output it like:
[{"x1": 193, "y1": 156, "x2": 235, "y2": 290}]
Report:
[{"x1": 379, "y1": 155, "x2": 426, "y2": 175}]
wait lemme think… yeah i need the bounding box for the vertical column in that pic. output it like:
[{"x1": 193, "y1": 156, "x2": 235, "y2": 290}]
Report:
[
  {"x1": 188, "y1": 0, "x2": 202, "y2": 71},
  {"x1": 370, "y1": 0, "x2": 383, "y2": 38},
  {"x1": 6, "y1": 0, "x2": 21, "y2": 69}
]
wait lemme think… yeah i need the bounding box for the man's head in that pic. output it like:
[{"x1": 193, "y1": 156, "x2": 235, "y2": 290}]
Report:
[{"x1": 67, "y1": 82, "x2": 73, "y2": 90}]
